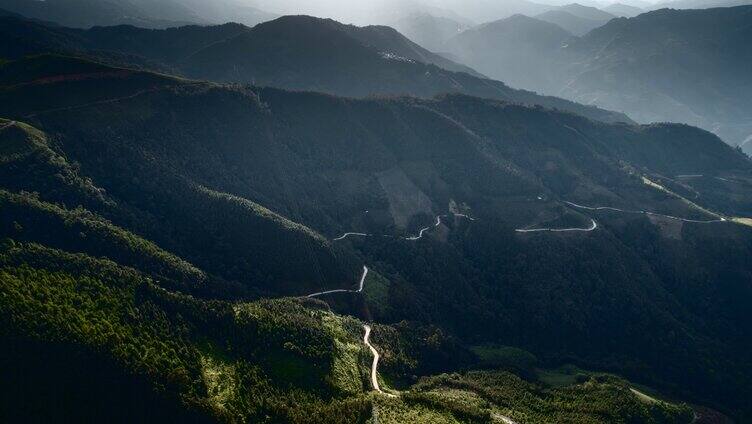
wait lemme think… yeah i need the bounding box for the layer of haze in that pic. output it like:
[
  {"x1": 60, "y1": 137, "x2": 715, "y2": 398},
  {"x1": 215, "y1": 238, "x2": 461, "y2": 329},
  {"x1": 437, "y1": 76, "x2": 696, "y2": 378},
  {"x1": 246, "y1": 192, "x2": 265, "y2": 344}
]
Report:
[{"x1": 243, "y1": 0, "x2": 661, "y2": 25}]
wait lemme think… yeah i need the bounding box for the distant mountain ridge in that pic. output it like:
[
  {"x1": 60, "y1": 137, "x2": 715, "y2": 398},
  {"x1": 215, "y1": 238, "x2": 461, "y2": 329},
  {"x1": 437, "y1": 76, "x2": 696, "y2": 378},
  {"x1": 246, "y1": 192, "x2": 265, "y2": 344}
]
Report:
[
  {"x1": 535, "y1": 4, "x2": 616, "y2": 35},
  {"x1": 602, "y1": 2, "x2": 644, "y2": 17},
  {"x1": 444, "y1": 14, "x2": 573, "y2": 92},
  {"x1": 0, "y1": 0, "x2": 277, "y2": 28},
  {"x1": 441, "y1": 5, "x2": 752, "y2": 147},
  {"x1": 561, "y1": 5, "x2": 752, "y2": 145},
  {"x1": 535, "y1": 9, "x2": 607, "y2": 35},
  {"x1": 391, "y1": 12, "x2": 470, "y2": 53},
  {"x1": 0, "y1": 14, "x2": 632, "y2": 124}
]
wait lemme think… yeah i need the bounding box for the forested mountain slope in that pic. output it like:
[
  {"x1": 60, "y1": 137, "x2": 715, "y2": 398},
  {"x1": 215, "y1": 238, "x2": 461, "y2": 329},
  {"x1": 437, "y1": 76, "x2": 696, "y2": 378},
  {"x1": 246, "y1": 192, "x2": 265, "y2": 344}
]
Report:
[
  {"x1": 0, "y1": 0, "x2": 277, "y2": 28},
  {"x1": 0, "y1": 14, "x2": 632, "y2": 124},
  {"x1": 2, "y1": 54, "x2": 752, "y2": 420},
  {"x1": 0, "y1": 0, "x2": 202, "y2": 28}
]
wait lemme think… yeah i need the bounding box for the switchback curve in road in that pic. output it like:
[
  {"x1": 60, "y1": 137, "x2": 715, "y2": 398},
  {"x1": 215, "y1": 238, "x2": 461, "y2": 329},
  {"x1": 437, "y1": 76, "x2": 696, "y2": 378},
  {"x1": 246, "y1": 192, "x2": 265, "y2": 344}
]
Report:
[
  {"x1": 405, "y1": 215, "x2": 442, "y2": 241},
  {"x1": 332, "y1": 213, "x2": 475, "y2": 242},
  {"x1": 333, "y1": 232, "x2": 370, "y2": 241},
  {"x1": 363, "y1": 324, "x2": 396, "y2": 397},
  {"x1": 307, "y1": 265, "x2": 369, "y2": 298}
]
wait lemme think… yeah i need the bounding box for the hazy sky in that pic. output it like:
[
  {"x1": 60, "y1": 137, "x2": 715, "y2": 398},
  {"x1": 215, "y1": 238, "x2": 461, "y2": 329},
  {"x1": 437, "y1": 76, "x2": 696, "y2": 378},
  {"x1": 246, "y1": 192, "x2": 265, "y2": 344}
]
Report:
[{"x1": 244, "y1": 0, "x2": 664, "y2": 25}]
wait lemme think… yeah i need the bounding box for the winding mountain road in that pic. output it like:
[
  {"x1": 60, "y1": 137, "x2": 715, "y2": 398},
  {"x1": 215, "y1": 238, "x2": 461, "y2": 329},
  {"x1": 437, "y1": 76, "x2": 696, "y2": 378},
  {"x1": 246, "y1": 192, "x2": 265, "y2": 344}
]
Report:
[
  {"x1": 324, "y1": 212, "x2": 481, "y2": 397},
  {"x1": 363, "y1": 325, "x2": 395, "y2": 397},
  {"x1": 405, "y1": 215, "x2": 443, "y2": 241},
  {"x1": 452, "y1": 213, "x2": 476, "y2": 221},
  {"x1": 565, "y1": 201, "x2": 727, "y2": 224},
  {"x1": 675, "y1": 174, "x2": 738, "y2": 184},
  {"x1": 515, "y1": 218, "x2": 598, "y2": 233},
  {"x1": 305, "y1": 268, "x2": 395, "y2": 396},
  {"x1": 307, "y1": 265, "x2": 368, "y2": 298},
  {"x1": 333, "y1": 232, "x2": 370, "y2": 241},
  {"x1": 332, "y1": 212, "x2": 474, "y2": 242}
]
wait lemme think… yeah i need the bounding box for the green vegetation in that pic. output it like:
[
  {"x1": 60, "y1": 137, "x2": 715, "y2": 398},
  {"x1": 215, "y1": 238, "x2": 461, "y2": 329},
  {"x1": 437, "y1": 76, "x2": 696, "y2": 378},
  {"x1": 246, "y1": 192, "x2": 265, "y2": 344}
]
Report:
[
  {"x1": 471, "y1": 345, "x2": 538, "y2": 376},
  {"x1": 401, "y1": 371, "x2": 695, "y2": 424},
  {"x1": 0, "y1": 241, "x2": 372, "y2": 423},
  {"x1": 364, "y1": 371, "x2": 695, "y2": 424},
  {"x1": 0, "y1": 189, "x2": 206, "y2": 291},
  {"x1": 0, "y1": 50, "x2": 751, "y2": 422}
]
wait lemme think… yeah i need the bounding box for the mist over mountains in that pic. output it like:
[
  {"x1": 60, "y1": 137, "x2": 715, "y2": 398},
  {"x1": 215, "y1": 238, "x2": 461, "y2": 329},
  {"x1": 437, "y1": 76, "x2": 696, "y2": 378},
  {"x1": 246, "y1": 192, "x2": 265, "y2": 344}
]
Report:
[
  {"x1": 1, "y1": 0, "x2": 752, "y2": 423},
  {"x1": 432, "y1": 4, "x2": 752, "y2": 152}
]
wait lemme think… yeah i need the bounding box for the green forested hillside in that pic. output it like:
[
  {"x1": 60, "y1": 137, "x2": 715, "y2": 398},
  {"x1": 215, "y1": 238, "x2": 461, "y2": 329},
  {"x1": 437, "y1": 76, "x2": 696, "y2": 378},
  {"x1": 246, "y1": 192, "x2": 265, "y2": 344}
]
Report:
[
  {"x1": 0, "y1": 108, "x2": 360, "y2": 300},
  {"x1": 0, "y1": 241, "x2": 374, "y2": 423},
  {"x1": 0, "y1": 54, "x2": 750, "y2": 422}
]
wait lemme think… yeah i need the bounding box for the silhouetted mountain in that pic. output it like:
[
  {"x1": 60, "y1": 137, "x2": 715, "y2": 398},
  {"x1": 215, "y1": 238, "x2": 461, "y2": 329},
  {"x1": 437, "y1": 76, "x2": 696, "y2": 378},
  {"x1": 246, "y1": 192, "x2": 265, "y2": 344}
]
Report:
[
  {"x1": 0, "y1": 14, "x2": 631, "y2": 124},
  {"x1": 602, "y1": 2, "x2": 644, "y2": 17},
  {"x1": 444, "y1": 14, "x2": 573, "y2": 92}
]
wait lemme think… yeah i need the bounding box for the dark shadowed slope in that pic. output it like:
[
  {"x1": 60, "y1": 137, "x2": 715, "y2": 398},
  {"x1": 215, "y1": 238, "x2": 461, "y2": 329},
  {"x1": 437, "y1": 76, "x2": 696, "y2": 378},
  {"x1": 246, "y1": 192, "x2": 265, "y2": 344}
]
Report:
[
  {"x1": 2, "y1": 54, "x2": 752, "y2": 418},
  {"x1": 0, "y1": 0, "x2": 201, "y2": 28},
  {"x1": 338, "y1": 21, "x2": 483, "y2": 76},
  {"x1": 0, "y1": 0, "x2": 277, "y2": 28},
  {"x1": 0, "y1": 14, "x2": 632, "y2": 124}
]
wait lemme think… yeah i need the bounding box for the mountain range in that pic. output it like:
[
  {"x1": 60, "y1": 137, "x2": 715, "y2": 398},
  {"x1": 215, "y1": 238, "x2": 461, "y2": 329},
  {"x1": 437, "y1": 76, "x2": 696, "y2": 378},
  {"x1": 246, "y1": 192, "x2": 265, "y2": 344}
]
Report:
[
  {"x1": 444, "y1": 14, "x2": 574, "y2": 94},
  {"x1": 0, "y1": 0, "x2": 277, "y2": 28},
  {"x1": 390, "y1": 12, "x2": 470, "y2": 53},
  {"x1": 2, "y1": 6, "x2": 752, "y2": 424},
  {"x1": 440, "y1": 5, "x2": 752, "y2": 151},
  {"x1": 0, "y1": 14, "x2": 631, "y2": 124},
  {"x1": 602, "y1": 2, "x2": 644, "y2": 17},
  {"x1": 561, "y1": 6, "x2": 752, "y2": 148},
  {"x1": 2, "y1": 50, "x2": 752, "y2": 420},
  {"x1": 534, "y1": 4, "x2": 616, "y2": 35}
]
